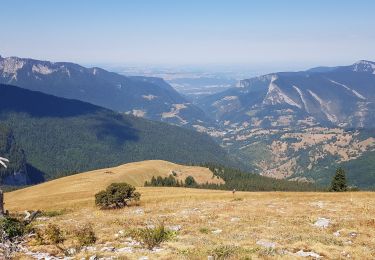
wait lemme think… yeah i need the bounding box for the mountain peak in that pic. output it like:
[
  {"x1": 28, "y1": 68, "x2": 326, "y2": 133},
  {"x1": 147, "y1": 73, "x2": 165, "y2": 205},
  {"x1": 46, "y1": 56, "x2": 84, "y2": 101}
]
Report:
[
  {"x1": 354, "y1": 59, "x2": 375, "y2": 65},
  {"x1": 351, "y1": 60, "x2": 375, "y2": 73}
]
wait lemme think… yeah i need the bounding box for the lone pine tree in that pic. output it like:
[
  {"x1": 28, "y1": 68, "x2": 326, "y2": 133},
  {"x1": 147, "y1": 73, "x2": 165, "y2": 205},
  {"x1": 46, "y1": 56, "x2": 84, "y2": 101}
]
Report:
[{"x1": 330, "y1": 167, "x2": 348, "y2": 192}]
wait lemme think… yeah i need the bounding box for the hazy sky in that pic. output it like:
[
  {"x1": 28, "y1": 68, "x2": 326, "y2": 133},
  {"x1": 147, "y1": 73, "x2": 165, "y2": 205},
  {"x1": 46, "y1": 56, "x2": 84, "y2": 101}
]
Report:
[{"x1": 1, "y1": 0, "x2": 375, "y2": 68}]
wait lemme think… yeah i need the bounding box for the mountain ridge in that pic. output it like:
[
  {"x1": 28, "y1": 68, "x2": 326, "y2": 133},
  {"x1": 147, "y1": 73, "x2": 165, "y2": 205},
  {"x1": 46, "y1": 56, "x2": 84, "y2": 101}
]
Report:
[
  {"x1": 195, "y1": 61, "x2": 375, "y2": 187},
  {"x1": 0, "y1": 55, "x2": 212, "y2": 128},
  {"x1": 197, "y1": 60, "x2": 375, "y2": 128}
]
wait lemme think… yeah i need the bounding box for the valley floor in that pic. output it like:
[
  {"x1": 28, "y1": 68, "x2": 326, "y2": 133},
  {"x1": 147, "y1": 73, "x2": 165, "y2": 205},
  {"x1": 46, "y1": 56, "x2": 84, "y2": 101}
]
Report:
[{"x1": 8, "y1": 188, "x2": 375, "y2": 259}]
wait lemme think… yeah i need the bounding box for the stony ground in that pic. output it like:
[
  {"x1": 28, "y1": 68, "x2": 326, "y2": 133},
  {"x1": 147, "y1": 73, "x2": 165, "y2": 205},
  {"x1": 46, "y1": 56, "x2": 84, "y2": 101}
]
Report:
[{"x1": 10, "y1": 188, "x2": 375, "y2": 259}]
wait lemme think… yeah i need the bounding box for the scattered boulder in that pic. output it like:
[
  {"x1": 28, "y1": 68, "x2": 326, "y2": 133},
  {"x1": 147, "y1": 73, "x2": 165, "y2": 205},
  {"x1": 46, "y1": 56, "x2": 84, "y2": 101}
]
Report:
[
  {"x1": 117, "y1": 247, "x2": 133, "y2": 253},
  {"x1": 133, "y1": 208, "x2": 144, "y2": 215},
  {"x1": 295, "y1": 250, "x2": 322, "y2": 258},
  {"x1": 167, "y1": 225, "x2": 182, "y2": 231},
  {"x1": 314, "y1": 218, "x2": 330, "y2": 228},
  {"x1": 310, "y1": 201, "x2": 324, "y2": 209},
  {"x1": 151, "y1": 247, "x2": 164, "y2": 253},
  {"x1": 66, "y1": 248, "x2": 77, "y2": 255},
  {"x1": 256, "y1": 239, "x2": 277, "y2": 249},
  {"x1": 211, "y1": 229, "x2": 222, "y2": 234},
  {"x1": 100, "y1": 246, "x2": 115, "y2": 252},
  {"x1": 89, "y1": 256, "x2": 98, "y2": 260},
  {"x1": 81, "y1": 246, "x2": 97, "y2": 252}
]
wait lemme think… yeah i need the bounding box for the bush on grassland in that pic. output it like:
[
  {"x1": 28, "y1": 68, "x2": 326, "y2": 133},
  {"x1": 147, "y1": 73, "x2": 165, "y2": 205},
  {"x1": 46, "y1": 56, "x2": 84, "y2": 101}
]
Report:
[
  {"x1": 132, "y1": 223, "x2": 175, "y2": 250},
  {"x1": 44, "y1": 224, "x2": 65, "y2": 245},
  {"x1": 0, "y1": 217, "x2": 25, "y2": 239},
  {"x1": 95, "y1": 182, "x2": 141, "y2": 209},
  {"x1": 33, "y1": 224, "x2": 65, "y2": 245},
  {"x1": 74, "y1": 223, "x2": 96, "y2": 247}
]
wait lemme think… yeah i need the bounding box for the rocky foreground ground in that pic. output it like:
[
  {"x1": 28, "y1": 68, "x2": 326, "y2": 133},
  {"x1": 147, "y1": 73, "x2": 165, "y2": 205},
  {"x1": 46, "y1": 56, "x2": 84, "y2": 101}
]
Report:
[{"x1": 4, "y1": 189, "x2": 374, "y2": 259}]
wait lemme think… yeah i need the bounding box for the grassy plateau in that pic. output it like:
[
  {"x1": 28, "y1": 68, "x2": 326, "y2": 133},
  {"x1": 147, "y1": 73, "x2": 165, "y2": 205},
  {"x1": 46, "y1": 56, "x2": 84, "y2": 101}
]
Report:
[{"x1": 5, "y1": 161, "x2": 375, "y2": 259}]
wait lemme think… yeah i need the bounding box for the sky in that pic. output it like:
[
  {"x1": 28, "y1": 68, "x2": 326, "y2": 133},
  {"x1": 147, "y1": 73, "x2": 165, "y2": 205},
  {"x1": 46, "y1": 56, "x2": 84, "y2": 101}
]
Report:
[{"x1": 1, "y1": 0, "x2": 375, "y2": 70}]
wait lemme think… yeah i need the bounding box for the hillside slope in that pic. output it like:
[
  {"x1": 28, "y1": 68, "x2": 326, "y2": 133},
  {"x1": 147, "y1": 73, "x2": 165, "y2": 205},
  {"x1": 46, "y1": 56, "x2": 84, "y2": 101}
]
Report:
[
  {"x1": 6, "y1": 185, "x2": 375, "y2": 259},
  {"x1": 0, "y1": 84, "x2": 235, "y2": 183},
  {"x1": 5, "y1": 160, "x2": 224, "y2": 210},
  {"x1": 0, "y1": 55, "x2": 212, "y2": 127},
  {"x1": 195, "y1": 61, "x2": 375, "y2": 186},
  {"x1": 197, "y1": 60, "x2": 375, "y2": 128}
]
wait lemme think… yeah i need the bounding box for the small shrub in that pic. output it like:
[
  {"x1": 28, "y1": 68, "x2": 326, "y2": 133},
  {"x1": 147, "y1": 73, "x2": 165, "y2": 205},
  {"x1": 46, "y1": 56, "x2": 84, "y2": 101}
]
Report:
[
  {"x1": 33, "y1": 229, "x2": 45, "y2": 245},
  {"x1": 45, "y1": 224, "x2": 65, "y2": 245},
  {"x1": 134, "y1": 223, "x2": 174, "y2": 250},
  {"x1": 95, "y1": 182, "x2": 141, "y2": 209},
  {"x1": 199, "y1": 227, "x2": 210, "y2": 234},
  {"x1": 30, "y1": 224, "x2": 65, "y2": 246},
  {"x1": 208, "y1": 245, "x2": 254, "y2": 260},
  {"x1": 0, "y1": 217, "x2": 25, "y2": 239},
  {"x1": 208, "y1": 245, "x2": 242, "y2": 259},
  {"x1": 74, "y1": 224, "x2": 96, "y2": 247}
]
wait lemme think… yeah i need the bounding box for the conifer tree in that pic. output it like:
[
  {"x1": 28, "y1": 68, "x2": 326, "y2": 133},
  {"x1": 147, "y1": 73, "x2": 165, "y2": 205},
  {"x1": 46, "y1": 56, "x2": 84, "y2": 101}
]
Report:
[{"x1": 330, "y1": 167, "x2": 348, "y2": 192}]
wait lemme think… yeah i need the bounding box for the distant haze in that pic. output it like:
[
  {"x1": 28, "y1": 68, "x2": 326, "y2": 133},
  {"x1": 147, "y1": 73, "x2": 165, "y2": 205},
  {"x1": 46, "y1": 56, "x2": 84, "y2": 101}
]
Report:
[{"x1": 1, "y1": 0, "x2": 375, "y2": 70}]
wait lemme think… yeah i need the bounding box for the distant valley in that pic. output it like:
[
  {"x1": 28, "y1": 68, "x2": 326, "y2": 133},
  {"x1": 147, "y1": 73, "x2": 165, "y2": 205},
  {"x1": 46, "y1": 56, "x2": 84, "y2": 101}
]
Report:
[{"x1": 1, "y1": 56, "x2": 375, "y2": 188}]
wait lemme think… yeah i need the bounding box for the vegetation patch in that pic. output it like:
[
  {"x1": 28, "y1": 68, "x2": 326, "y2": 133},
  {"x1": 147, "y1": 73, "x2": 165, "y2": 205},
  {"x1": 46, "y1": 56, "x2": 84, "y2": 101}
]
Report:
[
  {"x1": 40, "y1": 209, "x2": 68, "y2": 217},
  {"x1": 144, "y1": 175, "x2": 198, "y2": 188},
  {"x1": 208, "y1": 244, "x2": 247, "y2": 259},
  {"x1": 73, "y1": 223, "x2": 96, "y2": 248},
  {"x1": 199, "y1": 163, "x2": 322, "y2": 191},
  {"x1": 32, "y1": 224, "x2": 65, "y2": 247},
  {"x1": 95, "y1": 182, "x2": 140, "y2": 209},
  {"x1": 0, "y1": 217, "x2": 25, "y2": 239},
  {"x1": 131, "y1": 223, "x2": 176, "y2": 250},
  {"x1": 329, "y1": 167, "x2": 348, "y2": 192}
]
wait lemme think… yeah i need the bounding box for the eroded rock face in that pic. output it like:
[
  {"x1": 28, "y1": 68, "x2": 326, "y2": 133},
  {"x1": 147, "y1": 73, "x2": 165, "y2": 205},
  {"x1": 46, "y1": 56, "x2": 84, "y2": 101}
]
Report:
[{"x1": 194, "y1": 61, "x2": 375, "y2": 186}]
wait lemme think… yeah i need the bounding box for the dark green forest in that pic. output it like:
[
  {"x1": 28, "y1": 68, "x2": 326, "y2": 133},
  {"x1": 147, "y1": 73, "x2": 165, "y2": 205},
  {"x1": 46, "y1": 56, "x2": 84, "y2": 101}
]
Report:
[
  {"x1": 0, "y1": 125, "x2": 28, "y2": 182},
  {"x1": 0, "y1": 84, "x2": 236, "y2": 183},
  {"x1": 144, "y1": 164, "x2": 322, "y2": 191},
  {"x1": 199, "y1": 163, "x2": 322, "y2": 191}
]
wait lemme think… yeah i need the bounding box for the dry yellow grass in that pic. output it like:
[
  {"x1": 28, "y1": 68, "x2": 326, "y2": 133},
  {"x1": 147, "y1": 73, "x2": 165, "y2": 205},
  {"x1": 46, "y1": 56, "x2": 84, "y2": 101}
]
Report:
[
  {"x1": 5, "y1": 161, "x2": 375, "y2": 259},
  {"x1": 6, "y1": 160, "x2": 223, "y2": 211}
]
